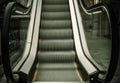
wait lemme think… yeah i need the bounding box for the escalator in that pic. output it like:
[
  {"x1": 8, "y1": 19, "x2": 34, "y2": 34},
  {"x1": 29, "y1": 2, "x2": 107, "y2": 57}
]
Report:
[
  {"x1": 33, "y1": 0, "x2": 82, "y2": 81},
  {"x1": 1, "y1": 0, "x2": 119, "y2": 83}
]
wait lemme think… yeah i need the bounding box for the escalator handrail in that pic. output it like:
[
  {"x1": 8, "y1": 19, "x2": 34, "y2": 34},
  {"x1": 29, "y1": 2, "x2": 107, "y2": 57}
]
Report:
[
  {"x1": 1, "y1": 2, "x2": 31, "y2": 82},
  {"x1": 79, "y1": 0, "x2": 119, "y2": 82}
]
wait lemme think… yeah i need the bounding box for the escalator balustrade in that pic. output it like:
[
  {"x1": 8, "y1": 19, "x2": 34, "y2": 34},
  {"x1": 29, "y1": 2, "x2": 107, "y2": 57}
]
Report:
[{"x1": 9, "y1": 15, "x2": 30, "y2": 68}]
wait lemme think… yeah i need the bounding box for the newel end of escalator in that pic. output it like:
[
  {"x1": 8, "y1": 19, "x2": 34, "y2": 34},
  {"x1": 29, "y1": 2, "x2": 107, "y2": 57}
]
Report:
[{"x1": 13, "y1": 71, "x2": 28, "y2": 83}]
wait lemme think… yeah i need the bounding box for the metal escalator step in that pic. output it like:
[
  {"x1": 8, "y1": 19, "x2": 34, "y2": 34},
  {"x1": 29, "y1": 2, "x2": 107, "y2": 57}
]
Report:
[
  {"x1": 42, "y1": 5, "x2": 69, "y2": 12},
  {"x1": 40, "y1": 29, "x2": 72, "y2": 39},
  {"x1": 42, "y1": 12, "x2": 70, "y2": 20},
  {"x1": 38, "y1": 51, "x2": 75, "y2": 62},
  {"x1": 37, "y1": 63, "x2": 76, "y2": 69},
  {"x1": 41, "y1": 20, "x2": 71, "y2": 29},
  {"x1": 43, "y1": 0, "x2": 68, "y2": 4},
  {"x1": 39, "y1": 39, "x2": 73, "y2": 51},
  {"x1": 35, "y1": 63, "x2": 80, "y2": 81},
  {"x1": 32, "y1": 82, "x2": 85, "y2": 83}
]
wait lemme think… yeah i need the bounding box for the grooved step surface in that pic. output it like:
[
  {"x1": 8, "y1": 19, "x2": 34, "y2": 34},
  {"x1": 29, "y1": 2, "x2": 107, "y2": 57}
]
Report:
[
  {"x1": 41, "y1": 20, "x2": 71, "y2": 29},
  {"x1": 35, "y1": 63, "x2": 80, "y2": 81},
  {"x1": 39, "y1": 40, "x2": 73, "y2": 51},
  {"x1": 37, "y1": 63, "x2": 76, "y2": 69},
  {"x1": 42, "y1": 5, "x2": 69, "y2": 12},
  {"x1": 38, "y1": 51, "x2": 75, "y2": 62},
  {"x1": 32, "y1": 81, "x2": 85, "y2": 83},
  {"x1": 40, "y1": 29, "x2": 72, "y2": 39},
  {"x1": 42, "y1": 12, "x2": 70, "y2": 20},
  {"x1": 43, "y1": 0, "x2": 68, "y2": 4}
]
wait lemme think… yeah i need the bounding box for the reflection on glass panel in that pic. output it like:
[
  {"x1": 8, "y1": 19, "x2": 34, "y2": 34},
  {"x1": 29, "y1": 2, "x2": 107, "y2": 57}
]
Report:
[
  {"x1": 83, "y1": 0, "x2": 102, "y2": 7},
  {"x1": 9, "y1": 11, "x2": 30, "y2": 68},
  {"x1": 0, "y1": 31, "x2": 4, "y2": 78},
  {"x1": 79, "y1": 3, "x2": 112, "y2": 71},
  {"x1": 0, "y1": 11, "x2": 4, "y2": 79},
  {"x1": 17, "y1": 0, "x2": 29, "y2": 6}
]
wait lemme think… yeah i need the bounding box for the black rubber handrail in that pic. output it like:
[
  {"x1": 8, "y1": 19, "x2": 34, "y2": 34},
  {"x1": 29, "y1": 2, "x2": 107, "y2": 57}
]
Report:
[
  {"x1": 1, "y1": 2, "x2": 31, "y2": 83},
  {"x1": 79, "y1": 0, "x2": 119, "y2": 82}
]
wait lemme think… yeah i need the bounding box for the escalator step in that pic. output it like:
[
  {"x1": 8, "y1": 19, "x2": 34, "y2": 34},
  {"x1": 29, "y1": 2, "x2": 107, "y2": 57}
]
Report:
[
  {"x1": 43, "y1": 0, "x2": 68, "y2": 4},
  {"x1": 42, "y1": 12, "x2": 70, "y2": 20},
  {"x1": 40, "y1": 29, "x2": 72, "y2": 39},
  {"x1": 39, "y1": 40, "x2": 73, "y2": 51},
  {"x1": 38, "y1": 62, "x2": 76, "y2": 70},
  {"x1": 41, "y1": 20, "x2": 71, "y2": 29},
  {"x1": 32, "y1": 81, "x2": 84, "y2": 83},
  {"x1": 37, "y1": 63, "x2": 76, "y2": 70},
  {"x1": 42, "y1": 5, "x2": 69, "y2": 12},
  {"x1": 38, "y1": 51, "x2": 75, "y2": 62},
  {"x1": 35, "y1": 63, "x2": 80, "y2": 81}
]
